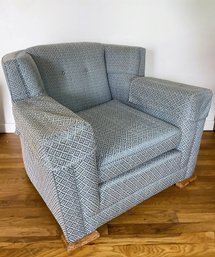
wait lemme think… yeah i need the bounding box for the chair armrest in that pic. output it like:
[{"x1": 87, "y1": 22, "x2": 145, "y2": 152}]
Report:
[
  {"x1": 2, "y1": 51, "x2": 45, "y2": 102},
  {"x1": 13, "y1": 95, "x2": 99, "y2": 242},
  {"x1": 128, "y1": 77, "x2": 213, "y2": 172},
  {"x1": 14, "y1": 95, "x2": 92, "y2": 145},
  {"x1": 129, "y1": 77, "x2": 213, "y2": 126}
]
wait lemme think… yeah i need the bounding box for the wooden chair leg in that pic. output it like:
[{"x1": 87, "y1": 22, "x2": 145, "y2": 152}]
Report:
[
  {"x1": 175, "y1": 174, "x2": 197, "y2": 189},
  {"x1": 61, "y1": 230, "x2": 100, "y2": 252}
]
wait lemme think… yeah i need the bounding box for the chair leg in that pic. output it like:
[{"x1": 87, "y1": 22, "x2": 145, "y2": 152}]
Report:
[
  {"x1": 61, "y1": 231, "x2": 100, "y2": 252},
  {"x1": 175, "y1": 173, "x2": 197, "y2": 189}
]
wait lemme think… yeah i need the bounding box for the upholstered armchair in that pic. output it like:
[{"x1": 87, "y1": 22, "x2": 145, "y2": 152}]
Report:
[{"x1": 2, "y1": 43, "x2": 212, "y2": 251}]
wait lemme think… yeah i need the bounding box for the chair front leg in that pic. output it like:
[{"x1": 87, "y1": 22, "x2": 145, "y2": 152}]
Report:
[
  {"x1": 175, "y1": 173, "x2": 197, "y2": 188},
  {"x1": 61, "y1": 231, "x2": 100, "y2": 252}
]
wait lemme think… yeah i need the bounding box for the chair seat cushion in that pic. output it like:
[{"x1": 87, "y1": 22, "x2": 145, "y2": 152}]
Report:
[{"x1": 77, "y1": 100, "x2": 181, "y2": 183}]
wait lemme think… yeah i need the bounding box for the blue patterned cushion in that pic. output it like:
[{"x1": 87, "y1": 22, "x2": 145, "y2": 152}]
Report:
[
  {"x1": 26, "y1": 43, "x2": 112, "y2": 112},
  {"x1": 78, "y1": 100, "x2": 181, "y2": 183}
]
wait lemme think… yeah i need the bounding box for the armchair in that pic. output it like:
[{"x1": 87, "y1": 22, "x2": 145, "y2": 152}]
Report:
[{"x1": 2, "y1": 43, "x2": 212, "y2": 251}]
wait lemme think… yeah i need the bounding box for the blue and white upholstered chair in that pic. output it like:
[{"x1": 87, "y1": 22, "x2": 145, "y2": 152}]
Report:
[{"x1": 2, "y1": 43, "x2": 213, "y2": 251}]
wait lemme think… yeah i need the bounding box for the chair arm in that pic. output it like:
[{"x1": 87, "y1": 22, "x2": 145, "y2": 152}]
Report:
[
  {"x1": 2, "y1": 51, "x2": 45, "y2": 102},
  {"x1": 13, "y1": 95, "x2": 99, "y2": 242},
  {"x1": 129, "y1": 77, "x2": 213, "y2": 126},
  {"x1": 128, "y1": 77, "x2": 213, "y2": 171}
]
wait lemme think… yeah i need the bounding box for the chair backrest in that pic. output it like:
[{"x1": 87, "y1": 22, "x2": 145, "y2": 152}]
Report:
[
  {"x1": 104, "y1": 44, "x2": 146, "y2": 103},
  {"x1": 26, "y1": 42, "x2": 112, "y2": 112},
  {"x1": 3, "y1": 42, "x2": 146, "y2": 111}
]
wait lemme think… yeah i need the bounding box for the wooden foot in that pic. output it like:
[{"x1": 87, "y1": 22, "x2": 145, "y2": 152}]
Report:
[
  {"x1": 176, "y1": 174, "x2": 197, "y2": 189},
  {"x1": 62, "y1": 230, "x2": 100, "y2": 252}
]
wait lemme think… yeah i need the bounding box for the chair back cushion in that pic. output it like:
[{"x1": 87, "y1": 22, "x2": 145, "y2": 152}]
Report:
[{"x1": 26, "y1": 43, "x2": 112, "y2": 112}]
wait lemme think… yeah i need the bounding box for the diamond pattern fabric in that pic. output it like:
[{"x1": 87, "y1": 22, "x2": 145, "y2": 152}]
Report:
[
  {"x1": 2, "y1": 51, "x2": 45, "y2": 101},
  {"x1": 129, "y1": 77, "x2": 213, "y2": 123},
  {"x1": 105, "y1": 44, "x2": 145, "y2": 103},
  {"x1": 99, "y1": 150, "x2": 181, "y2": 208},
  {"x1": 26, "y1": 43, "x2": 112, "y2": 112},
  {"x1": 78, "y1": 100, "x2": 181, "y2": 183},
  {"x1": 87, "y1": 168, "x2": 185, "y2": 231},
  {"x1": 129, "y1": 77, "x2": 213, "y2": 168},
  {"x1": 13, "y1": 96, "x2": 99, "y2": 242},
  {"x1": 2, "y1": 42, "x2": 212, "y2": 244}
]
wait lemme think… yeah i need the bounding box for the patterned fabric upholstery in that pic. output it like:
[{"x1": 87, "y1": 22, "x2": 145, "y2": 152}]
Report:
[
  {"x1": 2, "y1": 43, "x2": 212, "y2": 244},
  {"x1": 129, "y1": 77, "x2": 213, "y2": 169},
  {"x1": 13, "y1": 96, "x2": 99, "y2": 242},
  {"x1": 129, "y1": 77, "x2": 213, "y2": 123},
  {"x1": 105, "y1": 44, "x2": 145, "y2": 103},
  {"x1": 26, "y1": 43, "x2": 112, "y2": 112},
  {"x1": 78, "y1": 100, "x2": 181, "y2": 183},
  {"x1": 99, "y1": 150, "x2": 181, "y2": 208},
  {"x1": 183, "y1": 119, "x2": 206, "y2": 178},
  {"x1": 2, "y1": 51, "x2": 45, "y2": 101},
  {"x1": 87, "y1": 167, "x2": 186, "y2": 231}
]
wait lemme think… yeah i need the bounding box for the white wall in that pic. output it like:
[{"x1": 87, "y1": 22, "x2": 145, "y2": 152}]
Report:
[{"x1": 0, "y1": 0, "x2": 214, "y2": 132}]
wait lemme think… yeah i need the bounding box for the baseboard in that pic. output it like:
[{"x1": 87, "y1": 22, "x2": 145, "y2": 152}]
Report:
[
  {"x1": 0, "y1": 119, "x2": 214, "y2": 133},
  {"x1": 204, "y1": 119, "x2": 214, "y2": 131},
  {"x1": 0, "y1": 123, "x2": 15, "y2": 133}
]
